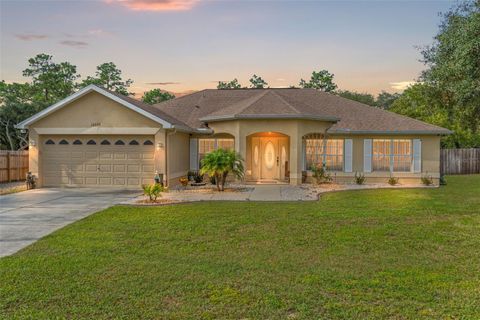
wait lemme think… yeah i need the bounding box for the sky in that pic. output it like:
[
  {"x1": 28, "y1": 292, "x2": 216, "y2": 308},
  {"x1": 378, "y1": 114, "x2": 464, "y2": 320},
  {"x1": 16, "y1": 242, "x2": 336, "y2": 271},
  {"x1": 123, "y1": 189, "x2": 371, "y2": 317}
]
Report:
[{"x1": 0, "y1": 0, "x2": 454, "y2": 96}]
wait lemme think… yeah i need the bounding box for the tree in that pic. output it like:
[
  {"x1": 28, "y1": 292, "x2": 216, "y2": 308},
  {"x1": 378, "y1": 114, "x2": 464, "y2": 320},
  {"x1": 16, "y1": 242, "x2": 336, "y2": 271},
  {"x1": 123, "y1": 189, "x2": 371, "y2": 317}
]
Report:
[
  {"x1": 0, "y1": 81, "x2": 37, "y2": 150},
  {"x1": 419, "y1": 0, "x2": 480, "y2": 143},
  {"x1": 337, "y1": 90, "x2": 376, "y2": 106},
  {"x1": 22, "y1": 53, "x2": 79, "y2": 105},
  {"x1": 376, "y1": 91, "x2": 400, "y2": 110},
  {"x1": 249, "y1": 74, "x2": 268, "y2": 89},
  {"x1": 299, "y1": 70, "x2": 337, "y2": 92},
  {"x1": 142, "y1": 89, "x2": 175, "y2": 104},
  {"x1": 389, "y1": 83, "x2": 480, "y2": 148},
  {"x1": 81, "y1": 62, "x2": 133, "y2": 95},
  {"x1": 217, "y1": 78, "x2": 242, "y2": 89},
  {"x1": 200, "y1": 149, "x2": 244, "y2": 191}
]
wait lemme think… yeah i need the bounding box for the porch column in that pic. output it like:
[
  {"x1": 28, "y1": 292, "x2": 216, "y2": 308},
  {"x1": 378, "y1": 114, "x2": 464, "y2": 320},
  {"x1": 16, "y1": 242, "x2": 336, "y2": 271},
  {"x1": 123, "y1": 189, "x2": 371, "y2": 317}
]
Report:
[
  {"x1": 289, "y1": 134, "x2": 303, "y2": 185},
  {"x1": 154, "y1": 129, "x2": 167, "y2": 185},
  {"x1": 29, "y1": 129, "x2": 41, "y2": 186}
]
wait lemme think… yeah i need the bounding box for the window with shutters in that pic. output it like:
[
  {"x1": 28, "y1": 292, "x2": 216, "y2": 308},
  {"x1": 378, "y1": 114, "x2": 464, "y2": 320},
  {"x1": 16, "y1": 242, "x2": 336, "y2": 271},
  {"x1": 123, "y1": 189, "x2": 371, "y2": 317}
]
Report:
[
  {"x1": 303, "y1": 134, "x2": 344, "y2": 171},
  {"x1": 372, "y1": 139, "x2": 412, "y2": 172}
]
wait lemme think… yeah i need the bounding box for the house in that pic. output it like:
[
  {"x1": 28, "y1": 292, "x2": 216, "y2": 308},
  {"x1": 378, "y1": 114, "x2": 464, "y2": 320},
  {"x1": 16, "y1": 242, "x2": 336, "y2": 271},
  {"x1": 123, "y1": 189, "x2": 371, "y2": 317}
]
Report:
[{"x1": 16, "y1": 84, "x2": 451, "y2": 187}]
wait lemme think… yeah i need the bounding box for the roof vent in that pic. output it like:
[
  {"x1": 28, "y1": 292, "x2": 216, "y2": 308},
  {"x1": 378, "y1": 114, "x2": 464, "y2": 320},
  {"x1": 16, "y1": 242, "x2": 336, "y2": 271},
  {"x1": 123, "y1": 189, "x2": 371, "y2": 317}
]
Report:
[{"x1": 195, "y1": 105, "x2": 200, "y2": 109}]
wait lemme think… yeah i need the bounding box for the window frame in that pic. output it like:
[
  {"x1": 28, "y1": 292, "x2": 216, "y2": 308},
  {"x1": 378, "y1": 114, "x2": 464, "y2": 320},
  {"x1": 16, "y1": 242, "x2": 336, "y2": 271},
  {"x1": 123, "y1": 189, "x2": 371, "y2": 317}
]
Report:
[
  {"x1": 197, "y1": 137, "x2": 235, "y2": 168},
  {"x1": 304, "y1": 136, "x2": 345, "y2": 172},
  {"x1": 372, "y1": 139, "x2": 413, "y2": 173}
]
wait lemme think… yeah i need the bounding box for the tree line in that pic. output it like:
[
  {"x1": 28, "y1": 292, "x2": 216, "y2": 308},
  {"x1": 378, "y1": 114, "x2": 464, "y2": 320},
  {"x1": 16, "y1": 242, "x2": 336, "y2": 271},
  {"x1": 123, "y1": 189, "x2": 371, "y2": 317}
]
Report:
[
  {"x1": 1, "y1": 1, "x2": 478, "y2": 150},
  {"x1": 0, "y1": 54, "x2": 175, "y2": 150}
]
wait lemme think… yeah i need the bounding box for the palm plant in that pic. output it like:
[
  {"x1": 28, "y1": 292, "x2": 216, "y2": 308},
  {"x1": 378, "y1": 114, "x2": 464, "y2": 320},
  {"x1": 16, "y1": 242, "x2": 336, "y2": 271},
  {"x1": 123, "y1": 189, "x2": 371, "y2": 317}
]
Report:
[{"x1": 200, "y1": 149, "x2": 244, "y2": 191}]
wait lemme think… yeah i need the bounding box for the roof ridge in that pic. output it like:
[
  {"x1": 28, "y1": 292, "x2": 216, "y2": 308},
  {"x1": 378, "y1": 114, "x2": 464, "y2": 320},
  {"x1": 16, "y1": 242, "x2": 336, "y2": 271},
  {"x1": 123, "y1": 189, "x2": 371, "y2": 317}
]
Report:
[{"x1": 269, "y1": 90, "x2": 301, "y2": 114}]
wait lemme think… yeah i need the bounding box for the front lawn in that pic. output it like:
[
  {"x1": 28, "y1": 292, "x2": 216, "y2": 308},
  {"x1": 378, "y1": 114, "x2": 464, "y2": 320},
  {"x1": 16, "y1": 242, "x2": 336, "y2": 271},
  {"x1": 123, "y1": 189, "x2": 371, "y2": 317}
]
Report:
[{"x1": 1, "y1": 175, "x2": 480, "y2": 319}]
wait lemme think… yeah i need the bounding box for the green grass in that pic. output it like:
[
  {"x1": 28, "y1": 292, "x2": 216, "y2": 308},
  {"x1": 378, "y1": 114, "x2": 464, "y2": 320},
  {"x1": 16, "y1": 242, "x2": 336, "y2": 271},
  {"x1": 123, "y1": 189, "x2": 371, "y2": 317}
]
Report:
[{"x1": 1, "y1": 175, "x2": 480, "y2": 319}]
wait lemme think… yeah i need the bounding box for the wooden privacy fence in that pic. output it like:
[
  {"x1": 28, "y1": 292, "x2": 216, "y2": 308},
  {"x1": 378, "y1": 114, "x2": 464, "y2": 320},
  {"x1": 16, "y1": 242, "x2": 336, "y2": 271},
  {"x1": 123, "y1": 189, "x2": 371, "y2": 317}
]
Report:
[
  {"x1": 0, "y1": 150, "x2": 29, "y2": 183},
  {"x1": 441, "y1": 148, "x2": 480, "y2": 175}
]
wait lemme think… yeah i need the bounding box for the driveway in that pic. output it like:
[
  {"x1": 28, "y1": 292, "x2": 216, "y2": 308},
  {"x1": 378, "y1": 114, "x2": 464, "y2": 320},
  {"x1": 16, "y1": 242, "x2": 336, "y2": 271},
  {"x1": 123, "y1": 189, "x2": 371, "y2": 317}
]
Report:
[{"x1": 0, "y1": 188, "x2": 140, "y2": 257}]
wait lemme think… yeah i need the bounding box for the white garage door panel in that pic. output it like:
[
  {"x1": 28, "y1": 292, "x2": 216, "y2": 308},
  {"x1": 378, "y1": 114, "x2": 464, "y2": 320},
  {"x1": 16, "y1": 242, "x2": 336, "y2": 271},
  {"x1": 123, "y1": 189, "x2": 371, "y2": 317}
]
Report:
[{"x1": 41, "y1": 135, "x2": 155, "y2": 187}]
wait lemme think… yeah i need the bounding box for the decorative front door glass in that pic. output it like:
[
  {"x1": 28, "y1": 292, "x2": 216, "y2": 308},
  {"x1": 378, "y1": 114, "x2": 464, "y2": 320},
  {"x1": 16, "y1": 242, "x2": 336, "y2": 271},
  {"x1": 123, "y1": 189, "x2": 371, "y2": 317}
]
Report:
[{"x1": 265, "y1": 141, "x2": 275, "y2": 169}]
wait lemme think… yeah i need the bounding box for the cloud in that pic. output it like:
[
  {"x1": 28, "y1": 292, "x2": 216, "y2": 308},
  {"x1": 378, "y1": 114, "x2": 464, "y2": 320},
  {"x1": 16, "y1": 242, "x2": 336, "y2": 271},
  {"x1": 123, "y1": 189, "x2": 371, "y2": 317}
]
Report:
[
  {"x1": 146, "y1": 82, "x2": 181, "y2": 85},
  {"x1": 59, "y1": 40, "x2": 88, "y2": 48},
  {"x1": 88, "y1": 29, "x2": 111, "y2": 36},
  {"x1": 390, "y1": 81, "x2": 416, "y2": 91},
  {"x1": 15, "y1": 33, "x2": 48, "y2": 41},
  {"x1": 106, "y1": 0, "x2": 198, "y2": 11},
  {"x1": 276, "y1": 78, "x2": 286, "y2": 82}
]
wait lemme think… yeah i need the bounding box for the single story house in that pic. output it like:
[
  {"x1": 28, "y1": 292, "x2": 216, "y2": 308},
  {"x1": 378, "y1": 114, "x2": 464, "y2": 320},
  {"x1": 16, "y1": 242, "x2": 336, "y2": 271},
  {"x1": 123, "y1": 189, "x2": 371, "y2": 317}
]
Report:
[{"x1": 17, "y1": 84, "x2": 451, "y2": 187}]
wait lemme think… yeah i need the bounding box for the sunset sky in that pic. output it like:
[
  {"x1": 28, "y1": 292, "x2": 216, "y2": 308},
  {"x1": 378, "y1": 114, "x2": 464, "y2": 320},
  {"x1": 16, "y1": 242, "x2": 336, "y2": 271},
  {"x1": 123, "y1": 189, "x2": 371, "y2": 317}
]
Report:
[{"x1": 0, "y1": 0, "x2": 453, "y2": 96}]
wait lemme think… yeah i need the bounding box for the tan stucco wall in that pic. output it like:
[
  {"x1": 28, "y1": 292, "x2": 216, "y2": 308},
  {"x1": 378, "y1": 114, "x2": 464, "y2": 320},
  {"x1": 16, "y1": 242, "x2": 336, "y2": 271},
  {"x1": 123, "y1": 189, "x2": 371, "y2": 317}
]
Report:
[
  {"x1": 209, "y1": 120, "x2": 442, "y2": 185},
  {"x1": 167, "y1": 131, "x2": 190, "y2": 185},
  {"x1": 306, "y1": 134, "x2": 442, "y2": 185},
  {"x1": 33, "y1": 92, "x2": 160, "y2": 128}
]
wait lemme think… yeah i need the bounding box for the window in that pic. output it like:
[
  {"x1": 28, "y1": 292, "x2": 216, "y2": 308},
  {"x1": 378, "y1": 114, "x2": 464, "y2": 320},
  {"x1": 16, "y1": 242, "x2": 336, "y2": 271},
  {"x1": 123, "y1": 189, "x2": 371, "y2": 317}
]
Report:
[
  {"x1": 373, "y1": 139, "x2": 412, "y2": 172},
  {"x1": 143, "y1": 140, "x2": 153, "y2": 145},
  {"x1": 45, "y1": 139, "x2": 55, "y2": 145},
  {"x1": 304, "y1": 135, "x2": 344, "y2": 171},
  {"x1": 115, "y1": 140, "x2": 125, "y2": 145},
  {"x1": 198, "y1": 138, "x2": 235, "y2": 167},
  {"x1": 129, "y1": 140, "x2": 139, "y2": 145},
  {"x1": 216, "y1": 139, "x2": 234, "y2": 150},
  {"x1": 101, "y1": 140, "x2": 111, "y2": 145},
  {"x1": 87, "y1": 140, "x2": 96, "y2": 145},
  {"x1": 73, "y1": 140, "x2": 82, "y2": 145},
  {"x1": 59, "y1": 139, "x2": 69, "y2": 145}
]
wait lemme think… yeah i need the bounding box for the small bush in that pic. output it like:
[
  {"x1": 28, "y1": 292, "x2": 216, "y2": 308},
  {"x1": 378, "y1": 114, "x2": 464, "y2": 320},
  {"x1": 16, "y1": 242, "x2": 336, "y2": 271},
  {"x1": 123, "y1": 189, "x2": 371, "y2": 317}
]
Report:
[
  {"x1": 179, "y1": 177, "x2": 189, "y2": 186},
  {"x1": 388, "y1": 176, "x2": 399, "y2": 185},
  {"x1": 354, "y1": 172, "x2": 366, "y2": 185},
  {"x1": 310, "y1": 164, "x2": 332, "y2": 184},
  {"x1": 440, "y1": 175, "x2": 447, "y2": 186},
  {"x1": 192, "y1": 171, "x2": 204, "y2": 183},
  {"x1": 421, "y1": 174, "x2": 434, "y2": 186},
  {"x1": 142, "y1": 183, "x2": 164, "y2": 201}
]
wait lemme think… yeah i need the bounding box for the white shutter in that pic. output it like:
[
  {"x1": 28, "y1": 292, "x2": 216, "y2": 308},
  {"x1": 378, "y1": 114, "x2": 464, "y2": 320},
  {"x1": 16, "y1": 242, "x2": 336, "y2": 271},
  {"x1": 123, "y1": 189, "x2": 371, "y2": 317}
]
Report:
[
  {"x1": 344, "y1": 139, "x2": 353, "y2": 172},
  {"x1": 301, "y1": 139, "x2": 306, "y2": 170},
  {"x1": 413, "y1": 139, "x2": 422, "y2": 173},
  {"x1": 363, "y1": 139, "x2": 372, "y2": 173},
  {"x1": 190, "y1": 138, "x2": 198, "y2": 170}
]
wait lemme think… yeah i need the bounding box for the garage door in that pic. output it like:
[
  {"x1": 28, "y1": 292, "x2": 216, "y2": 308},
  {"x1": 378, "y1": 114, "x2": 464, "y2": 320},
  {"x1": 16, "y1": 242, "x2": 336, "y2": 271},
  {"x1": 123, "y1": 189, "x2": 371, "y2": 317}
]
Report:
[{"x1": 41, "y1": 135, "x2": 155, "y2": 187}]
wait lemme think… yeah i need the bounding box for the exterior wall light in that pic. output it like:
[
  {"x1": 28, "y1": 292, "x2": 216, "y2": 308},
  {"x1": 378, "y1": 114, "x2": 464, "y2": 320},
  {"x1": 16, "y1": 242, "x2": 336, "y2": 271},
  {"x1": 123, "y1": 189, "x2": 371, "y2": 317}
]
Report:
[
  {"x1": 156, "y1": 142, "x2": 164, "y2": 149},
  {"x1": 29, "y1": 139, "x2": 36, "y2": 147}
]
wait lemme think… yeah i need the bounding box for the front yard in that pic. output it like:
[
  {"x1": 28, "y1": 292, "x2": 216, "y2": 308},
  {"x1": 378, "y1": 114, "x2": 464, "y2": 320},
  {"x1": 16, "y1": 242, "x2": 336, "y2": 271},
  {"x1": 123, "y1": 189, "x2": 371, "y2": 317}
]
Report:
[{"x1": 1, "y1": 175, "x2": 480, "y2": 319}]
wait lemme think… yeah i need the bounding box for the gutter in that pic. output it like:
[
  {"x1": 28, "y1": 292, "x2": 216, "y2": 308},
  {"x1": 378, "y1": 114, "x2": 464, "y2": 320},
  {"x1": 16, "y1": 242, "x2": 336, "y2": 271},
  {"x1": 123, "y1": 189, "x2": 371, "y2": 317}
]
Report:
[{"x1": 327, "y1": 129, "x2": 453, "y2": 135}]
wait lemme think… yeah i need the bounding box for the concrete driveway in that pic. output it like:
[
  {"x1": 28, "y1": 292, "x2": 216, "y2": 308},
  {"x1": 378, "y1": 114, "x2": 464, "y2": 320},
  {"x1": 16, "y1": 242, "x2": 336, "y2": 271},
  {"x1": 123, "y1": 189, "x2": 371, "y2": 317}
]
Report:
[{"x1": 0, "y1": 188, "x2": 140, "y2": 257}]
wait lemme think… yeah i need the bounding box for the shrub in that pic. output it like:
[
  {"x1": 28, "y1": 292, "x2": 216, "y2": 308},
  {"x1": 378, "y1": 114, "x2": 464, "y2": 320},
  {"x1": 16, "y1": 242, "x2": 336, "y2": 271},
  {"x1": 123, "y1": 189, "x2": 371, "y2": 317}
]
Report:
[
  {"x1": 142, "y1": 183, "x2": 164, "y2": 201},
  {"x1": 354, "y1": 172, "x2": 366, "y2": 185},
  {"x1": 440, "y1": 175, "x2": 447, "y2": 186},
  {"x1": 192, "y1": 171, "x2": 204, "y2": 183},
  {"x1": 421, "y1": 174, "x2": 434, "y2": 186},
  {"x1": 179, "y1": 177, "x2": 189, "y2": 186},
  {"x1": 310, "y1": 164, "x2": 332, "y2": 184},
  {"x1": 388, "y1": 176, "x2": 399, "y2": 185}
]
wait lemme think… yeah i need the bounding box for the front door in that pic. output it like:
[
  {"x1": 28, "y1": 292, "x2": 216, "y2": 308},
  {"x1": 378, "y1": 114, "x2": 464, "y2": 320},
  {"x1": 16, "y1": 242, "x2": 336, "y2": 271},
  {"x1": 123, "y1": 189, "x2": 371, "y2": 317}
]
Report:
[
  {"x1": 251, "y1": 136, "x2": 289, "y2": 181},
  {"x1": 261, "y1": 138, "x2": 277, "y2": 180}
]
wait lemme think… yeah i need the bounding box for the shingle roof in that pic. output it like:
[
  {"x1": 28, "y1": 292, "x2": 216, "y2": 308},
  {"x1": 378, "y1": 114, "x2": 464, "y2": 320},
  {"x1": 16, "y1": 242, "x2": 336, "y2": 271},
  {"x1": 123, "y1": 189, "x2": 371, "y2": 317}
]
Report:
[
  {"x1": 104, "y1": 88, "x2": 192, "y2": 130},
  {"x1": 150, "y1": 88, "x2": 451, "y2": 135}
]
